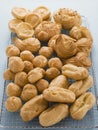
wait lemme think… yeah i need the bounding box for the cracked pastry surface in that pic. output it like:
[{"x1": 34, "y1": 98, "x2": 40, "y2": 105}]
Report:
[
  {"x1": 54, "y1": 34, "x2": 77, "y2": 58},
  {"x1": 34, "y1": 21, "x2": 62, "y2": 41},
  {"x1": 68, "y1": 75, "x2": 93, "y2": 97},
  {"x1": 6, "y1": 82, "x2": 22, "y2": 97},
  {"x1": 3, "y1": 68, "x2": 15, "y2": 80},
  {"x1": 23, "y1": 61, "x2": 33, "y2": 73},
  {"x1": 62, "y1": 52, "x2": 92, "y2": 68},
  {"x1": 5, "y1": 96, "x2": 22, "y2": 112},
  {"x1": 21, "y1": 84, "x2": 38, "y2": 101},
  {"x1": 53, "y1": 8, "x2": 82, "y2": 29},
  {"x1": 6, "y1": 45, "x2": 20, "y2": 57},
  {"x1": 39, "y1": 103, "x2": 69, "y2": 127},
  {"x1": 70, "y1": 92, "x2": 95, "y2": 120},
  {"x1": 62, "y1": 64, "x2": 89, "y2": 80}
]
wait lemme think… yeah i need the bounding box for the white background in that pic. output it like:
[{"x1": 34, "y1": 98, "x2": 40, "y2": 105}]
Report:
[{"x1": 0, "y1": 0, "x2": 98, "y2": 130}]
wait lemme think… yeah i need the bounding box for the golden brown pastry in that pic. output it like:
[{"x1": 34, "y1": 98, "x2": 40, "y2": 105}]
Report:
[
  {"x1": 6, "y1": 82, "x2": 22, "y2": 97},
  {"x1": 15, "y1": 72, "x2": 28, "y2": 87},
  {"x1": 62, "y1": 64, "x2": 89, "y2": 80},
  {"x1": 43, "y1": 87, "x2": 75, "y2": 103},
  {"x1": 25, "y1": 13, "x2": 42, "y2": 28},
  {"x1": 11, "y1": 7, "x2": 30, "y2": 20},
  {"x1": 48, "y1": 34, "x2": 59, "y2": 50},
  {"x1": 20, "y1": 95, "x2": 48, "y2": 121},
  {"x1": 9, "y1": 56, "x2": 24, "y2": 73},
  {"x1": 48, "y1": 57, "x2": 63, "y2": 70},
  {"x1": 5, "y1": 96, "x2": 22, "y2": 112},
  {"x1": 75, "y1": 38, "x2": 92, "y2": 56},
  {"x1": 35, "y1": 79, "x2": 49, "y2": 93},
  {"x1": 6, "y1": 45, "x2": 20, "y2": 57},
  {"x1": 34, "y1": 21, "x2": 62, "y2": 41},
  {"x1": 39, "y1": 46, "x2": 53, "y2": 58},
  {"x1": 14, "y1": 37, "x2": 41, "y2": 53},
  {"x1": 33, "y1": 6, "x2": 51, "y2": 20},
  {"x1": 54, "y1": 34, "x2": 77, "y2": 58},
  {"x1": 53, "y1": 8, "x2": 82, "y2": 29},
  {"x1": 68, "y1": 75, "x2": 93, "y2": 97},
  {"x1": 8, "y1": 19, "x2": 23, "y2": 33},
  {"x1": 49, "y1": 75, "x2": 69, "y2": 89},
  {"x1": 63, "y1": 52, "x2": 92, "y2": 68},
  {"x1": 28, "y1": 67, "x2": 45, "y2": 83},
  {"x1": 39, "y1": 104, "x2": 69, "y2": 127},
  {"x1": 21, "y1": 84, "x2": 38, "y2": 101},
  {"x1": 33, "y1": 55, "x2": 48, "y2": 68},
  {"x1": 45, "y1": 67, "x2": 60, "y2": 80},
  {"x1": 70, "y1": 92, "x2": 95, "y2": 120},
  {"x1": 70, "y1": 26, "x2": 93, "y2": 41},
  {"x1": 16, "y1": 22, "x2": 34, "y2": 39},
  {"x1": 3, "y1": 68, "x2": 15, "y2": 80},
  {"x1": 20, "y1": 50, "x2": 34, "y2": 63},
  {"x1": 23, "y1": 61, "x2": 33, "y2": 73}
]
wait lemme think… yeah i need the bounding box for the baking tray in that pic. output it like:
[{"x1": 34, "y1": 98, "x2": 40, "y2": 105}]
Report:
[{"x1": 0, "y1": 16, "x2": 98, "y2": 129}]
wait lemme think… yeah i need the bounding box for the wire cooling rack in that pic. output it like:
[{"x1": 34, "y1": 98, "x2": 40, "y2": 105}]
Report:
[{"x1": 0, "y1": 16, "x2": 98, "y2": 129}]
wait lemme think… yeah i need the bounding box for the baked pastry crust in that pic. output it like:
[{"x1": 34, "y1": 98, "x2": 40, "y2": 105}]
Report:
[
  {"x1": 70, "y1": 26, "x2": 93, "y2": 41},
  {"x1": 62, "y1": 64, "x2": 89, "y2": 80},
  {"x1": 16, "y1": 22, "x2": 34, "y2": 39},
  {"x1": 25, "y1": 13, "x2": 42, "y2": 28},
  {"x1": 33, "y1": 55, "x2": 48, "y2": 68},
  {"x1": 68, "y1": 75, "x2": 93, "y2": 97},
  {"x1": 20, "y1": 95, "x2": 48, "y2": 121},
  {"x1": 54, "y1": 8, "x2": 82, "y2": 29},
  {"x1": 23, "y1": 61, "x2": 33, "y2": 73},
  {"x1": 62, "y1": 52, "x2": 92, "y2": 68},
  {"x1": 3, "y1": 68, "x2": 15, "y2": 80},
  {"x1": 45, "y1": 67, "x2": 60, "y2": 80},
  {"x1": 54, "y1": 34, "x2": 77, "y2": 58},
  {"x1": 39, "y1": 104, "x2": 69, "y2": 127},
  {"x1": 33, "y1": 6, "x2": 51, "y2": 20},
  {"x1": 21, "y1": 84, "x2": 38, "y2": 101},
  {"x1": 43, "y1": 87, "x2": 75, "y2": 103},
  {"x1": 28, "y1": 67, "x2": 45, "y2": 83},
  {"x1": 34, "y1": 21, "x2": 62, "y2": 41},
  {"x1": 8, "y1": 19, "x2": 23, "y2": 33},
  {"x1": 12, "y1": 7, "x2": 30, "y2": 20},
  {"x1": 14, "y1": 37, "x2": 41, "y2": 53},
  {"x1": 70, "y1": 92, "x2": 95, "y2": 120},
  {"x1": 5, "y1": 96, "x2": 22, "y2": 112}
]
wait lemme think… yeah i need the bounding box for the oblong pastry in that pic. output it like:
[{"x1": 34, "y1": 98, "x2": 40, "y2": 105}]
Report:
[
  {"x1": 28, "y1": 67, "x2": 45, "y2": 83},
  {"x1": 25, "y1": 13, "x2": 42, "y2": 28},
  {"x1": 54, "y1": 34, "x2": 77, "y2": 58},
  {"x1": 14, "y1": 37, "x2": 41, "y2": 53},
  {"x1": 8, "y1": 19, "x2": 23, "y2": 33},
  {"x1": 39, "y1": 104, "x2": 69, "y2": 127},
  {"x1": 62, "y1": 64, "x2": 89, "y2": 80},
  {"x1": 20, "y1": 95, "x2": 48, "y2": 121},
  {"x1": 33, "y1": 6, "x2": 51, "y2": 20},
  {"x1": 49, "y1": 75, "x2": 69, "y2": 89},
  {"x1": 70, "y1": 92, "x2": 95, "y2": 120},
  {"x1": 16, "y1": 22, "x2": 34, "y2": 39},
  {"x1": 43, "y1": 87, "x2": 75, "y2": 103},
  {"x1": 34, "y1": 21, "x2": 62, "y2": 41},
  {"x1": 70, "y1": 26, "x2": 93, "y2": 41},
  {"x1": 53, "y1": 8, "x2": 82, "y2": 29},
  {"x1": 62, "y1": 52, "x2": 92, "y2": 68},
  {"x1": 68, "y1": 75, "x2": 93, "y2": 97},
  {"x1": 11, "y1": 7, "x2": 30, "y2": 20},
  {"x1": 75, "y1": 38, "x2": 92, "y2": 56}
]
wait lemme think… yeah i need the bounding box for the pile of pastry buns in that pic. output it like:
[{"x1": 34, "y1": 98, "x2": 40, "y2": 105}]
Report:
[{"x1": 3, "y1": 6, "x2": 95, "y2": 127}]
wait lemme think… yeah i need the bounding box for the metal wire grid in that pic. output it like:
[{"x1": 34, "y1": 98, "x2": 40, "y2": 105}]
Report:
[{"x1": 0, "y1": 16, "x2": 98, "y2": 129}]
